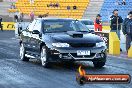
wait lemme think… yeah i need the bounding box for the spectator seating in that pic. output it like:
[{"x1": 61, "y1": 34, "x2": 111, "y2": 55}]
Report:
[
  {"x1": 12, "y1": 0, "x2": 90, "y2": 19},
  {"x1": 100, "y1": 0, "x2": 132, "y2": 22}
]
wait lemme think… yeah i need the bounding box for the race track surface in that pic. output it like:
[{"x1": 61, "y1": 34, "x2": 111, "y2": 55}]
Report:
[{"x1": 0, "y1": 31, "x2": 131, "y2": 88}]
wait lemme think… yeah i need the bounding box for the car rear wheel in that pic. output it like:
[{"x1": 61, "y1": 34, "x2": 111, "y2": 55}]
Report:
[
  {"x1": 93, "y1": 58, "x2": 106, "y2": 68},
  {"x1": 20, "y1": 43, "x2": 29, "y2": 61},
  {"x1": 41, "y1": 46, "x2": 50, "y2": 68}
]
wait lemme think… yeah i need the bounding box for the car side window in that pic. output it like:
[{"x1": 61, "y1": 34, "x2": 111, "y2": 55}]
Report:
[
  {"x1": 33, "y1": 20, "x2": 41, "y2": 32},
  {"x1": 27, "y1": 20, "x2": 36, "y2": 32}
]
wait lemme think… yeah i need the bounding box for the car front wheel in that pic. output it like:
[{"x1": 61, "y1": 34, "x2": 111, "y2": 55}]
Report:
[
  {"x1": 40, "y1": 46, "x2": 50, "y2": 68},
  {"x1": 20, "y1": 43, "x2": 29, "y2": 61}
]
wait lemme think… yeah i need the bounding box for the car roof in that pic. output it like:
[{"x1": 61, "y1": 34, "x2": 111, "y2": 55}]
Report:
[
  {"x1": 36, "y1": 17, "x2": 76, "y2": 21},
  {"x1": 79, "y1": 19, "x2": 93, "y2": 21}
]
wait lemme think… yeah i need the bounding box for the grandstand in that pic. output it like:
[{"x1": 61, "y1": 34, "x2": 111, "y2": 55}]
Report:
[
  {"x1": 14, "y1": 0, "x2": 90, "y2": 19},
  {"x1": 0, "y1": 1, "x2": 13, "y2": 21},
  {"x1": 100, "y1": 0, "x2": 132, "y2": 22},
  {"x1": 0, "y1": 0, "x2": 131, "y2": 22},
  {"x1": 83, "y1": 0, "x2": 104, "y2": 21}
]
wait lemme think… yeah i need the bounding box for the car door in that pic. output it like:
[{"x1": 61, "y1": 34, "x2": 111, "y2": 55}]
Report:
[
  {"x1": 26, "y1": 20, "x2": 37, "y2": 53},
  {"x1": 30, "y1": 19, "x2": 42, "y2": 55},
  {"x1": 21, "y1": 23, "x2": 32, "y2": 51}
]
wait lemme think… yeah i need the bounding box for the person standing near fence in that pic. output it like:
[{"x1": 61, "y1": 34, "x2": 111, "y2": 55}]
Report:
[
  {"x1": 20, "y1": 13, "x2": 24, "y2": 22},
  {"x1": 94, "y1": 14, "x2": 102, "y2": 32},
  {"x1": 0, "y1": 16, "x2": 3, "y2": 31},
  {"x1": 14, "y1": 11, "x2": 19, "y2": 22},
  {"x1": 110, "y1": 9, "x2": 123, "y2": 39},
  {"x1": 122, "y1": 11, "x2": 132, "y2": 52},
  {"x1": 29, "y1": 11, "x2": 34, "y2": 22}
]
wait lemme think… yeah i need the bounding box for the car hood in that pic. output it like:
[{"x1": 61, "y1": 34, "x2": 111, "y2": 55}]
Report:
[
  {"x1": 86, "y1": 25, "x2": 94, "y2": 30},
  {"x1": 43, "y1": 31, "x2": 103, "y2": 43}
]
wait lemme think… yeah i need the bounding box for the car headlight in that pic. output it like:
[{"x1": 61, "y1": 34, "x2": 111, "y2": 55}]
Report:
[
  {"x1": 96, "y1": 42, "x2": 106, "y2": 47},
  {"x1": 52, "y1": 43, "x2": 69, "y2": 47}
]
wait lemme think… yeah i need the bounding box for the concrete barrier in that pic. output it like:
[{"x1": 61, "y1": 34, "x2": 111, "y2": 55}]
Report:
[
  {"x1": 8, "y1": 9, "x2": 18, "y2": 13},
  {"x1": 2, "y1": 22, "x2": 110, "y2": 31},
  {"x1": 128, "y1": 46, "x2": 132, "y2": 58},
  {"x1": 102, "y1": 26, "x2": 111, "y2": 31},
  {"x1": 1, "y1": 22, "x2": 15, "y2": 30},
  {"x1": 109, "y1": 32, "x2": 120, "y2": 55}
]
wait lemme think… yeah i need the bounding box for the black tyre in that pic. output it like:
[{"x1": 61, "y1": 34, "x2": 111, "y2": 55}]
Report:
[
  {"x1": 20, "y1": 43, "x2": 29, "y2": 61},
  {"x1": 93, "y1": 58, "x2": 106, "y2": 68},
  {"x1": 40, "y1": 46, "x2": 51, "y2": 68}
]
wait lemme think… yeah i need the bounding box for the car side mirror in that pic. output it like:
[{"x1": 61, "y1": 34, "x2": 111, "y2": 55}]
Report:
[
  {"x1": 89, "y1": 30, "x2": 95, "y2": 34},
  {"x1": 32, "y1": 30, "x2": 40, "y2": 34}
]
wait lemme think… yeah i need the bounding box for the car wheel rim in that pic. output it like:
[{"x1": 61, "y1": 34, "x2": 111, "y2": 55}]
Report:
[
  {"x1": 20, "y1": 44, "x2": 24, "y2": 60},
  {"x1": 41, "y1": 48, "x2": 47, "y2": 66}
]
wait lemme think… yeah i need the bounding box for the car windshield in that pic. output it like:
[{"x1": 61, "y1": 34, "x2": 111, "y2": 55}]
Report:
[
  {"x1": 81, "y1": 20, "x2": 94, "y2": 25},
  {"x1": 43, "y1": 20, "x2": 90, "y2": 33}
]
